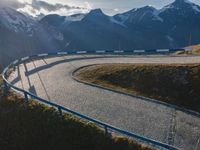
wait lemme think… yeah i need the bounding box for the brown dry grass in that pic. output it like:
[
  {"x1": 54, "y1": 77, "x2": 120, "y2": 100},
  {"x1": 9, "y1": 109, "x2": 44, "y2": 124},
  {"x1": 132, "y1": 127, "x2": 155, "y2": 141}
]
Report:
[
  {"x1": 74, "y1": 63, "x2": 200, "y2": 112},
  {"x1": 0, "y1": 76, "x2": 154, "y2": 150},
  {"x1": 176, "y1": 44, "x2": 200, "y2": 55}
]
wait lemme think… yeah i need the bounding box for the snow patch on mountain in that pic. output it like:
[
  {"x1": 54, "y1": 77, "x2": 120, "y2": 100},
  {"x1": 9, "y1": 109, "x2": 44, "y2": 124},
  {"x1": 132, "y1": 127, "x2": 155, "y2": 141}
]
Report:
[
  {"x1": 166, "y1": 35, "x2": 175, "y2": 47},
  {"x1": 110, "y1": 17, "x2": 127, "y2": 27},
  {"x1": 116, "y1": 14, "x2": 130, "y2": 22},
  {"x1": 48, "y1": 27, "x2": 64, "y2": 41},
  {"x1": 183, "y1": 0, "x2": 195, "y2": 4},
  {"x1": 192, "y1": 5, "x2": 200, "y2": 12},
  {"x1": 0, "y1": 7, "x2": 37, "y2": 35},
  {"x1": 64, "y1": 14, "x2": 86, "y2": 22},
  {"x1": 158, "y1": 0, "x2": 200, "y2": 14},
  {"x1": 152, "y1": 10, "x2": 163, "y2": 22}
]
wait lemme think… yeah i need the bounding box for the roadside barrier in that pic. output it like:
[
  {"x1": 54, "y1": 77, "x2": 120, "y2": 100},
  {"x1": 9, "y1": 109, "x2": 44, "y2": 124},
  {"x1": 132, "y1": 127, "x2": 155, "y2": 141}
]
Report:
[{"x1": 2, "y1": 49, "x2": 184, "y2": 150}]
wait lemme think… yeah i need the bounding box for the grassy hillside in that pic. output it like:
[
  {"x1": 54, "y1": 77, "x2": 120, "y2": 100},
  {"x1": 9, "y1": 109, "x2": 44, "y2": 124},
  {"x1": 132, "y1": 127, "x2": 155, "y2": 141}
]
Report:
[
  {"x1": 74, "y1": 64, "x2": 200, "y2": 113},
  {"x1": 176, "y1": 44, "x2": 200, "y2": 55},
  {"x1": 0, "y1": 77, "x2": 154, "y2": 150}
]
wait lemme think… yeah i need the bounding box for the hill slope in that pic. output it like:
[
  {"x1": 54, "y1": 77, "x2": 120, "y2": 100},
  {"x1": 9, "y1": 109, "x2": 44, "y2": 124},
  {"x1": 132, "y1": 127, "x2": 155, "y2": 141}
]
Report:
[
  {"x1": 74, "y1": 63, "x2": 200, "y2": 112},
  {"x1": 0, "y1": 78, "x2": 154, "y2": 150}
]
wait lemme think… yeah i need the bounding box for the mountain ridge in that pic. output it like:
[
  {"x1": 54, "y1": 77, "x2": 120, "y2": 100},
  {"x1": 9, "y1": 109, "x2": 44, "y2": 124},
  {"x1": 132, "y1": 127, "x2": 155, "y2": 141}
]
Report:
[
  {"x1": 0, "y1": 0, "x2": 200, "y2": 70},
  {"x1": 40, "y1": 0, "x2": 200, "y2": 51}
]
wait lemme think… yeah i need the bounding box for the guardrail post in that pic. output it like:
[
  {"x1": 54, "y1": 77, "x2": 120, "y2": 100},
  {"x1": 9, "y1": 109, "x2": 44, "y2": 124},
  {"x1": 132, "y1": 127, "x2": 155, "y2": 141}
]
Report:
[
  {"x1": 3, "y1": 80, "x2": 8, "y2": 93},
  {"x1": 3, "y1": 80, "x2": 7, "y2": 89},
  {"x1": 24, "y1": 91, "x2": 29, "y2": 102},
  {"x1": 58, "y1": 107, "x2": 63, "y2": 119},
  {"x1": 104, "y1": 125, "x2": 108, "y2": 135}
]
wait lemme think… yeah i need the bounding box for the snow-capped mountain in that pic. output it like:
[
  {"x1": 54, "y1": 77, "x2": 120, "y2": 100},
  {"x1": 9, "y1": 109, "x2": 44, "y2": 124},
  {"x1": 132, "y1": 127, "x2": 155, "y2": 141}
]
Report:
[
  {"x1": 113, "y1": 0, "x2": 200, "y2": 25},
  {"x1": 1, "y1": 0, "x2": 200, "y2": 70},
  {"x1": 0, "y1": 7, "x2": 37, "y2": 36},
  {"x1": 114, "y1": 6, "x2": 163, "y2": 25},
  {"x1": 40, "y1": 0, "x2": 200, "y2": 51},
  {"x1": 40, "y1": 13, "x2": 86, "y2": 27},
  {"x1": 65, "y1": 14, "x2": 85, "y2": 22},
  {"x1": 158, "y1": 0, "x2": 200, "y2": 22},
  {"x1": 0, "y1": 7, "x2": 61, "y2": 70},
  {"x1": 160, "y1": 0, "x2": 200, "y2": 13}
]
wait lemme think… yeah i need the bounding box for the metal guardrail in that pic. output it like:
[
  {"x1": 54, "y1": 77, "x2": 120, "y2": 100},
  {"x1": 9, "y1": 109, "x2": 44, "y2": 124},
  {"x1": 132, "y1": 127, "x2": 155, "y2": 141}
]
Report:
[{"x1": 1, "y1": 49, "x2": 183, "y2": 150}]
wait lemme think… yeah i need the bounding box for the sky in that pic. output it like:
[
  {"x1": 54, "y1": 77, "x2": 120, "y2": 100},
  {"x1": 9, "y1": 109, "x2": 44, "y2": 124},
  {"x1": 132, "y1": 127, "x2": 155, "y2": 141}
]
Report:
[{"x1": 0, "y1": 0, "x2": 200, "y2": 17}]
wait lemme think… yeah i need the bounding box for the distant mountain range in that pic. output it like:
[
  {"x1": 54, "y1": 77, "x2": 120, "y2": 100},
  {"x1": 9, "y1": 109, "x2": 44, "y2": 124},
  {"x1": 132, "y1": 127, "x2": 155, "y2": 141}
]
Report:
[
  {"x1": 0, "y1": 7, "x2": 60, "y2": 70},
  {"x1": 0, "y1": 0, "x2": 200, "y2": 70}
]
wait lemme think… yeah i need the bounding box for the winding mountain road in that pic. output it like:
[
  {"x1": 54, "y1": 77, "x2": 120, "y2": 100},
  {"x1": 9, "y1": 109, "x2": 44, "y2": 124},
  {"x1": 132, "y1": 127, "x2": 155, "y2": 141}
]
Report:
[{"x1": 8, "y1": 55, "x2": 200, "y2": 150}]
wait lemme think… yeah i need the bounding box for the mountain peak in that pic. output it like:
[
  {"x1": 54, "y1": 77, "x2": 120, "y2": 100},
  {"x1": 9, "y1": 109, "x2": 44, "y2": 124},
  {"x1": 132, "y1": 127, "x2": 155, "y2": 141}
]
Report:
[
  {"x1": 171, "y1": 0, "x2": 196, "y2": 6},
  {"x1": 174, "y1": 0, "x2": 192, "y2": 3},
  {"x1": 0, "y1": 7, "x2": 37, "y2": 34},
  {"x1": 88, "y1": 9, "x2": 104, "y2": 16},
  {"x1": 140, "y1": 5, "x2": 156, "y2": 10},
  {"x1": 158, "y1": 0, "x2": 200, "y2": 14}
]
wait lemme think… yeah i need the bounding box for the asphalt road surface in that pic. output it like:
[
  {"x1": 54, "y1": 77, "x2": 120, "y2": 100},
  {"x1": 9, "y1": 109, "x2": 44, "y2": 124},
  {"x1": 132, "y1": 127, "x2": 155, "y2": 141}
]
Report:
[{"x1": 8, "y1": 55, "x2": 200, "y2": 150}]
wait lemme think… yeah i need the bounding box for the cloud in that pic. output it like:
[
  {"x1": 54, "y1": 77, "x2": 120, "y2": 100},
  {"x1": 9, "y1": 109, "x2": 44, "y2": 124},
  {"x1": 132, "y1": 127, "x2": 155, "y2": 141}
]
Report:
[
  {"x1": 113, "y1": 8, "x2": 119, "y2": 12},
  {"x1": 0, "y1": 0, "x2": 91, "y2": 17},
  {"x1": 0, "y1": 0, "x2": 25, "y2": 9},
  {"x1": 31, "y1": 0, "x2": 83, "y2": 12},
  {"x1": 84, "y1": 2, "x2": 92, "y2": 10}
]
